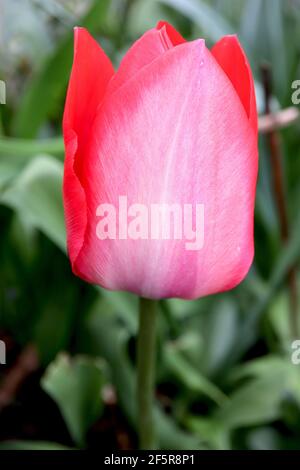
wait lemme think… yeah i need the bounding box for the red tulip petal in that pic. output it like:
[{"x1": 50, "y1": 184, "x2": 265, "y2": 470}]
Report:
[
  {"x1": 75, "y1": 39, "x2": 257, "y2": 299},
  {"x1": 211, "y1": 35, "x2": 257, "y2": 135},
  {"x1": 156, "y1": 21, "x2": 186, "y2": 46},
  {"x1": 107, "y1": 27, "x2": 173, "y2": 95},
  {"x1": 63, "y1": 27, "x2": 114, "y2": 275}
]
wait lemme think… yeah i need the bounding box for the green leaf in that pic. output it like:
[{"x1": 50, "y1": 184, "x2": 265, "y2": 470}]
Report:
[
  {"x1": 232, "y1": 207, "x2": 300, "y2": 361},
  {"x1": 33, "y1": 285, "x2": 78, "y2": 366},
  {"x1": 229, "y1": 355, "x2": 300, "y2": 420},
  {"x1": 13, "y1": 0, "x2": 111, "y2": 137},
  {"x1": 165, "y1": 343, "x2": 228, "y2": 406},
  {"x1": 240, "y1": 0, "x2": 286, "y2": 94},
  {"x1": 229, "y1": 355, "x2": 288, "y2": 383},
  {"x1": 240, "y1": 0, "x2": 263, "y2": 52},
  {"x1": 216, "y1": 356, "x2": 290, "y2": 429},
  {"x1": 216, "y1": 377, "x2": 283, "y2": 428},
  {"x1": 0, "y1": 136, "x2": 64, "y2": 159},
  {"x1": 128, "y1": 0, "x2": 169, "y2": 36},
  {"x1": 0, "y1": 154, "x2": 26, "y2": 192},
  {"x1": 98, "y1": 287, "x2": 138, "y2": 334},
  {"x1": 186, "y1": 416, "x2": 230, "y2": 450},
  {"x1": 0, "y1": 154, "x2": 65, "y2": 251},
  {"x1": 0, "y1": 441, "x2": 71, "y2": 450},
  {"x1": 156, "y1": 0, "x2": 233, "y2": 41},
  {"x1": 41, "y1": 353, "x2": 106, "y2": 446},
  {"x1": 199, "y1": 299, "x2": 239, "y2": 376},
  {"x1": 261, "y1": 0, "x2": 287, "y2": 95},
  {"x1": 268, "y1": 290, "x2": 300, "y2": 352}
]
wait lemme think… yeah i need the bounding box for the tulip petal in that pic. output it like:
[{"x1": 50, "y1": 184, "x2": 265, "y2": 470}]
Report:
[
  {"x1": 107, "y1": 28, "x2": 173, "y2": 95},
  {"x1": 63, "y1": 27, "x2": 114, "y2": 274},
  {"x1": 75, "y1": 39, "x2": 257, "y2": 300},
  {"x1": 156, "y1": 21, "x2": 186, "y2": 46},
  {"x1": 211, "y1": 35, "x2": 257, "y2": 135}
]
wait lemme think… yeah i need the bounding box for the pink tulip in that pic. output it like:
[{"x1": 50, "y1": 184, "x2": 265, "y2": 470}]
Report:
[{"x1": 63, "y1": 22, "x2": 258, "y2": 300}]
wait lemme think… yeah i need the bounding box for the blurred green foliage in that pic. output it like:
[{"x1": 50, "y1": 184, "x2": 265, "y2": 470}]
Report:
[{"x1": 0, "y1": 0, "x2": 300, "y2": 450}]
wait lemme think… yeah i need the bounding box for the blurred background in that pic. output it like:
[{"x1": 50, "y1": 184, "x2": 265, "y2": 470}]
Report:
[{"x1": 0, "y1": 0, "x2": 300, "y2": 450}]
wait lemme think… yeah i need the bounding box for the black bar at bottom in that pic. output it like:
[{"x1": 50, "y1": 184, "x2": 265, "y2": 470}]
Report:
[{"x1": 0, "y1": 450, "x2": 299, "y2": 467}]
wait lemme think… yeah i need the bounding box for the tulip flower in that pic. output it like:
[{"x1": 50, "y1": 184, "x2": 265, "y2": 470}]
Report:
[
  {"x1": 63, "y1": 22, "x2": 258, "y2": 302},
  {"x1": 63, "y1": 22, "x2": 258, "y2": 449}
]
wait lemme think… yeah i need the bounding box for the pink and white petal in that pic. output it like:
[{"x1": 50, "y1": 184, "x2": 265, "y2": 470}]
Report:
[
  {"x1": 107, "y1": 27, "x2": 172, "y2": 95},
  {"x1": 156, "y1": 21, "x2": 186, "y2": 46},
  {"x1": 63, "y1": 27, "x2": 114, "y2": 274},
  {"x1": 211, "y1": 35, "x2": 257, "y2": 135},
  {"x1": 76, "y1": 39, "x2": 257, "y2": 300}
]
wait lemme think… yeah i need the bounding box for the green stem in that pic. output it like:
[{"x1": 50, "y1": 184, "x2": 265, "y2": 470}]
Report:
[{"x1": 137, "y1": 297, "x2": 157, "y2": 449}]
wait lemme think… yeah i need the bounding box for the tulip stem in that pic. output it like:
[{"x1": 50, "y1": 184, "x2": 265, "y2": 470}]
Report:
[{"x1": 137, "y1": 297, "x2": 157, "y2": 449}]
